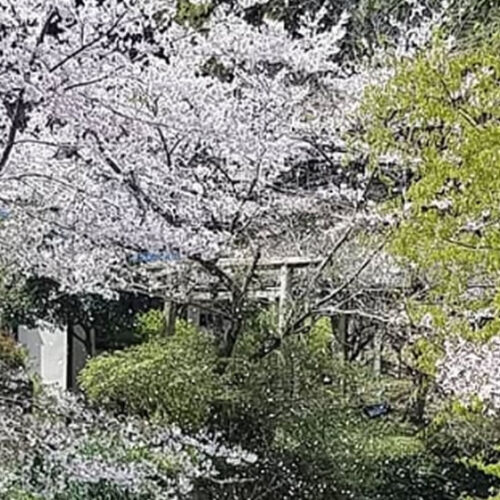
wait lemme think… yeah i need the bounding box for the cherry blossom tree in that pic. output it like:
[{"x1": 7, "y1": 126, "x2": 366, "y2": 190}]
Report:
[
  {"x1": 438, "y1": 337, "x2": 500, "y2": 415},
  {"x1": 0, "y1": 0, "x2": 449, "y2": 364},
  {"x1": 0, "y1": 0, "x2": 449, "y2": 356},
  {"x1": 0, "y1": 357, "x2": 261, "y2": 498},
  {"x1": 0, "y1": 0, "x2": 373, "y2": 292},
  {"x1": 0, "y1": 2, "x2": 343, "y2": 288}
]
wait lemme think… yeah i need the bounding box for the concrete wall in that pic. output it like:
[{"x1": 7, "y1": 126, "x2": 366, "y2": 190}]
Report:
[{"x1": 18, "y1": 321, "x2": 67, "y2": 389}]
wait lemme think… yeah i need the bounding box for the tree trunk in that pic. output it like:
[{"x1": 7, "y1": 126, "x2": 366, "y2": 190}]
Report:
[{"x1": 278, "y1": 264, "x2": 292, "y2": 336}]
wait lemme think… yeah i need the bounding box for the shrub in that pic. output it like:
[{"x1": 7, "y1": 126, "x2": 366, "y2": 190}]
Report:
[
  {"x1": 79, "y1": 320, "x2": 218, "y2": 429},
  {"x1": 134, "y1": 308, "x2": 165, "y2": 341},
  {"x1": 78, "y1": 309, "x2": 494, "y2": 498},
  {"x1": 209, "y1": 312, "x2": 479, "y2": 499},
  {"x1": 0, "y1": 333, "x2": 25, "y2": 368},
  {"x1": 0, "y1": 358, "x2": 258, "y2": 500}
]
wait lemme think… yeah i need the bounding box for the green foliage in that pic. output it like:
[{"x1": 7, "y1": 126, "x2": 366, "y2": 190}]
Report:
[
  {"x1": 422, "y1": 401, "x2": 500, "y2": 499},
  {"x1": 219, "y1": 334, "x2": 338, "y2": 446},
  {"x1": 0, "y1": 491, "x2": 43, "y2": 500},
  {"x1": 0, "y1": 275, "x2": 160, "y2": 350},
  {"x1": 223, "y1": 318, "x2": 480, "y2": 497},
  {"x1": 0, "y1": 274, "x2": 34, "y2": 330},
  {"x1": 362, "y1": 44, "x2": 500, "y2": 497},
  {"x1": 0, "y1": 333, "x2": 26, "y2": 368},
  {"x1": 3, "y1": 470, "x2": 152, "y2": 500},
  {"x1": 363, "y1": 35, "x2": 500, "y2": 341},
  {"x1": 175, "y1": 0, "x2": 212, "y2": 29},
  {"x1": 445, "y1": 0, "x2": 500, "y2": 47},
  {"x1": 79, "y1": 320, "x2": 218, "y2": 430},
  {"x1": 49, "y1": 482, "x2": 149, "y2": 500},
  {"x1": 134, "y1": 308, "x2": 165, "y2": 341},
  {"x1": 78, "y1": 306, "x2": 496, "y2": 498}
]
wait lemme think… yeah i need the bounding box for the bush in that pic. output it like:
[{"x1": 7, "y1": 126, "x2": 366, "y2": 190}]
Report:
[
  {"x1": 79, "y1": 320, "x2": 218, "y2": 430},
  {"x1": 210, "y1": 312, "x2": 486, "y2": 499},
  {"x1": 0, "y1": 357, "x2": 257, "y2": 500},
  {"x1": 0, "y1": 484, "x2": 148, "y2": 500},
  {"x1": 79, "y1": 310, "x2": 495, "y2": 499},
  {"x1": 0, "y1": 333, "x2": 25, "y2": 368},
  {"x1": 134, "y1": 308, "x2": 165, "y2": 341}
]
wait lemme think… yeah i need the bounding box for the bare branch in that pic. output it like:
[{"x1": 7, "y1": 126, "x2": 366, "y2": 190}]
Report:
[
  {"x1": 313, "y1": 236, "x2": 389, "y2": 311},
  {"x1": 50, "y1": 13, "x2": 127, "y2": 73},
  {"x1": 190, "y1": 256, "x2": 237, "y2": 294},
  {"x1": 0, "y1": 88, "x2": 25, "y2": 174}
]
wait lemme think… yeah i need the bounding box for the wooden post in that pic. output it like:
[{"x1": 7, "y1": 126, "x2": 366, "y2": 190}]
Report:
[
  {"x1": 330, "y1": 313, "x2": 349, "y2": 394},
  {"x1": 329, "y1": 315, "x2": 338, "y2": 356},
  {"x1": 163, "y1": 300, "x2": 177, "y2": 336},
  {"x1": 66, "y1": 321, "x2": 74, "y2": 390},
  {"x1": 278, "y1": 264, "x2": 291, "y2": 336},
  {"x1": 89, "y1": 327, "x2": 96, "y2": 357},
  {"x1": 339, "y1": 313, "x2": 349, "y2": 395}
]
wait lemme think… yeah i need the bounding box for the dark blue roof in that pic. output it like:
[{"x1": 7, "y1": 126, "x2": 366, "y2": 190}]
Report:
[{"x1": 129, "y1": 251, "x2": 181, "y2": 264}]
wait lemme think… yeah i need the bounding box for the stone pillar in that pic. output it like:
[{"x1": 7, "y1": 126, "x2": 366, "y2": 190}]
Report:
[
  {"x1": 186, "y1": 305, "x2": 201, "y2": 328},
  {"x1": 163, "y1": 300, "x2": 177, "y2": 336}
]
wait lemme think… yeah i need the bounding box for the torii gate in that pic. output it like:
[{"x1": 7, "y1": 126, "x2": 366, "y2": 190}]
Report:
[
  {"x1": 154, "y1": 253, "x2": 410, "y2": 377},
  {"x1": 161, "y1": 256, "x2": 322, "y2": 336}
]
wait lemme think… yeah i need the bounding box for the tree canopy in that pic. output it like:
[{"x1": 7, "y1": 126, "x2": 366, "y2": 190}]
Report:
[
  {"x1": 3, "y1": 1, "x2": 500, "y2": 499},
  {"x1": 0, "y1": 0, "x2": 379, "y2": 294},
  {"x1": 364, "y1": 34, "x2": 500, "y2": 412}
]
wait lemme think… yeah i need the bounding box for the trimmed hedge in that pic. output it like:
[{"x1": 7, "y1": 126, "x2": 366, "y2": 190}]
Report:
[{"x1": 79, "y1": 320, "x2": 218, "y2": 430}]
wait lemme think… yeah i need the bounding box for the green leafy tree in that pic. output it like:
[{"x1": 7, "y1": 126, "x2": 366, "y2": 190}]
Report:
[
  {"x1": 361, "y1": 33, "x2": 500, "y2": 499},
  {"x1": 364, "y1": 34, "x2": 500, "y2": 342}
]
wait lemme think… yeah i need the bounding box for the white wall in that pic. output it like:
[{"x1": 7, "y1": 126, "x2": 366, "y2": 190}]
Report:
[{"x1": 18, "y1": 321, "x2": 67, "y2": 389}]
